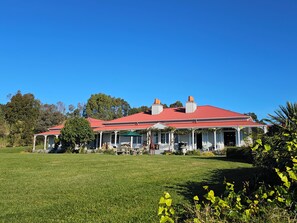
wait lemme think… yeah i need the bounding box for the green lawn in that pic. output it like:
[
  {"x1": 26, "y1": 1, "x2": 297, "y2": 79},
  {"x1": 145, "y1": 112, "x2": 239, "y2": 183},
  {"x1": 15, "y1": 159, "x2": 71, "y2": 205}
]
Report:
[{"x1": 0, "y1": 149, "x2": 255, "y2": 222}]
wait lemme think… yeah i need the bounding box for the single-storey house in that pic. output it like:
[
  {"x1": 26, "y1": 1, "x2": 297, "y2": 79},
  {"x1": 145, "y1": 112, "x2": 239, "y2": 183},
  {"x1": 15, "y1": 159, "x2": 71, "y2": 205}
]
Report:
[{"x1": 33, "y1": 96, "x2": 267, "y2": 153}]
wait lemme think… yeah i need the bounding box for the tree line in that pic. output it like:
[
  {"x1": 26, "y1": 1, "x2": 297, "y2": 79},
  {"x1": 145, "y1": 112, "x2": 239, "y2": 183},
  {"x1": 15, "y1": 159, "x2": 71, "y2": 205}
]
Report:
[{"x1": 0, "y1": 91, "x2": 184, "y2": 147}]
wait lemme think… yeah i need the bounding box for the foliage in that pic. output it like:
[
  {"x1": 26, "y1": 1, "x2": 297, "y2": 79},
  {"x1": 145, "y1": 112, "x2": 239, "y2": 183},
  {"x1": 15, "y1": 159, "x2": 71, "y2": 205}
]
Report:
[
  {"x1": 158, "y1": 192, "x2": 175, "y2": 223},
  {"x1": 169, "y1": 101, "x2": 183, "y2": 108},
  {"x1": 103, "y1": 148, "x2": 116, "y2": 155},
  {"x1": 226, "y1": 147, "x2": 253, "y2": 162},
  {"x1": 60, "y1": 117, "x2": 95, "y2": 152},
  {"x1": 267, "y1": 102, "x2": 297, "y2": 132},
  {"x1": 244, "y1": 112, "x2": 265, "y2": 141},
  {"x1": 200, "y1": 151, "x2": 215, "y2": 157},
  {"x1": 164, "y1": 126, "x2": 176, "y2": 132},
  {"x1": 158, "y1": 103, "x2": 297, "y2": 222},
  {"x1": 5, "y1": 91, "x2": 40, "y2": 146},
  {"x1": 128, "y1": 106, "x2": 150, "y2": 115},
  {"x1": 66, "y1": 102, "x2": 87, "y2": 118},
  {"x1": 0, "y1": 105, "x2": 9, "y2": 142},
  {"x1": 186, "y1": 150, "x2": 201, "y2": 156},
  {"x1": 162, "y1": 150, "x2": 174, "y2": 155},
  {"x1": 254, "y1": 102, "x2": 297, "y2": 171},
  {"x1": 159, "y1": 146, "x2": 297, "y2": 222},
  {"x1": 213, "y1": 148, "x2": 227, "y2": 156},
  {"x1": 86, "y1": 93, "x2": 130, "y2": 120},
  {"x1": 175, "y1": 129, "x2": 191, "y2": 135},
  {"x1": 173, "y1": 150, "x2": 184, "y2": 155},
  {"x1": 35, "y1": 103, "x2": 65, "y2": 133}
]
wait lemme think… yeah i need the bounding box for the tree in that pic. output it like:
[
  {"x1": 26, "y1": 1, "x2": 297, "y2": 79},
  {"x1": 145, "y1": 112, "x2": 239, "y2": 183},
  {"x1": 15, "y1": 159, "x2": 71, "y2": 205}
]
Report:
[
  {"x1": 86, "y1": 93, "x2": 130, "y2": 120},
  {"x1": 128, "y1": 106, "x2": 150, "y2": 115},
  {"x1": 5, "y1": 91, "x2": 40, "y2": 146},
  {"x1": 0, "y1": 105, "x2": 9, "y2": 139},
  {"x1": 66, "y1": 103, "x2": 87, "y2": 118},
  {"x1": 162, "y1": 103, "x2": 169, "y2": 108},
  {"x1": 35, "y1": 103, "x2": 65, "y2": 133},
  {"x1": 254, "y1": 101, "x2": 297, "y2": 170},
  {"x1": 169, "y1": 101, "x2": 183, "y2": 108},
  {"x1": 60, "y1": 117, "x2": 95, "y2": 152},
  {"x1": 267, "y1": 101, "x2": 297, "y2": 132},
  {"x1": 56, "y1": 101, "x2": 66, "y2": 115},
  {"x1": 244, "y1": 112, "x2": 259, "y2": 122}
]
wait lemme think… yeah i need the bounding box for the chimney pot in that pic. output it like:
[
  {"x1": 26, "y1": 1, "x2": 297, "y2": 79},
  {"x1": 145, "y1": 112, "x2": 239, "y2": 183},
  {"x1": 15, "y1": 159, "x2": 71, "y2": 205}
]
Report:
[
  {"x1": 152, "y1": 98, "x2": 163, "y2": 115},
  {"x1": 154, "y1": 98, "x2": 161, "y2": 105},
  {"x1": 188, "y1": 96, "x2": 194, "y2": 102}
]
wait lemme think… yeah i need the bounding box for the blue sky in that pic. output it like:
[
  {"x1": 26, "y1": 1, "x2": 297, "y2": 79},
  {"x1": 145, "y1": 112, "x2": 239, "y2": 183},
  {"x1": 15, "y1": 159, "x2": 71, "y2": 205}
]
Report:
[{"x1": 0, "y1": 0, "x2": 296, "y2": 119}]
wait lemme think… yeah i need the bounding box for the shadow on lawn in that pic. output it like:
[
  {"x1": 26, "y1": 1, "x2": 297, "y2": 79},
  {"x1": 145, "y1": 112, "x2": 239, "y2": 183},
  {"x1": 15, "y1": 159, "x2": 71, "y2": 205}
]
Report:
[
  {"x1": 167, "y1": 164, "x2": 278, "y2": 204},
  {"x1": 168, "y1": 167, "x2": 261, "y2": 202},
  {"x1": 191, "y1": 156, "x2": 253, "y2": 164},
  {"x1": 165, "y1": 167, "x2": 265, "y2": 221}
]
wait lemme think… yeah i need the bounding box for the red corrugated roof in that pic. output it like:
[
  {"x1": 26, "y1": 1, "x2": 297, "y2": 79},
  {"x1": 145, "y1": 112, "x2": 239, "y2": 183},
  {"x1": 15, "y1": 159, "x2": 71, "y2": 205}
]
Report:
[
  {"x1": 86, "y1": 118, "x2": 105, "y2": 128},
  {"x1": 41, "y1": 106, "x2": 264, "y2": 135},
  {"x1": 94, "y1": 124, "x2": 153, "y2": 132},
  {"x1": 49, "y1": 124, "x2": 64, "y2": 130},
  {"x1": 166, "y1": 120, "x2": 263, "y2": 129},
  {"x1": 48, "y1": 118, "x2": 104, "y2": 131},
  {"x1": 107, "y1": 106, "x2": 248, "y2": 124}
]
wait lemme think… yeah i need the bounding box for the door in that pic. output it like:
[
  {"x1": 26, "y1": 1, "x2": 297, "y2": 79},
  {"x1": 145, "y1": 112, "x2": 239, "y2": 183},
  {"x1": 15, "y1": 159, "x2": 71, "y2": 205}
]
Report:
[
  {"x1": 224, "y1": 131, "x2": 236, "y2": 146},
  {"x1": 196, "y1": 133, "x2": 202, "y2": 149}
]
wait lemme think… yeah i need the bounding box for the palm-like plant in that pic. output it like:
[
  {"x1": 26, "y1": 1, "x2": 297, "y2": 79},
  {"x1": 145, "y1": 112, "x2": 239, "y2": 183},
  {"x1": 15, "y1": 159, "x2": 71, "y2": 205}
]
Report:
[{"x1": 268, "y1": 102, "x2": 297, "y2": 131}]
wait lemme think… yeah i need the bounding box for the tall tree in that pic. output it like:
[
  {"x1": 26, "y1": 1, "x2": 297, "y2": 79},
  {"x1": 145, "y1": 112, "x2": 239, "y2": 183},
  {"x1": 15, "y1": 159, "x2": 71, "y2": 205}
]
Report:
[
  {"x1": 66, "y1": 103, "x2": 87, "y2": 118},
  {"x1": 35, "y1": 103, "x2": 66, "y2": 133},
  {"x1": 5, "y1": 91, "x2": 40, "y2": 146},
  {"x1": 60, "y1": 117, "x2": 95, "y2": 152},
  {"x1": 0, "y1": 105, "x2": 9, "y2": 138},
  {"x1": 56, "y1": 101, "x2": 66, "y2": 115},
  {"x1": 86, "y1": 93, "x2": 130, "y2": 120}
]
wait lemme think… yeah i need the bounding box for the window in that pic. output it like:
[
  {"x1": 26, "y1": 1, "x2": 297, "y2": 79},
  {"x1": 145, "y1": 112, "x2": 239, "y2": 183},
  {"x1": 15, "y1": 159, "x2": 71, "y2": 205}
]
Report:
[
  {"x1": 153, "y1": 133, "x2": 159, "y2": 144},
  {"x1": 133, "y1": 136, "x2": 142, "y2": 144},
  {"x1": 161, "y1": 133, "x2": 169, "y2": 144}
]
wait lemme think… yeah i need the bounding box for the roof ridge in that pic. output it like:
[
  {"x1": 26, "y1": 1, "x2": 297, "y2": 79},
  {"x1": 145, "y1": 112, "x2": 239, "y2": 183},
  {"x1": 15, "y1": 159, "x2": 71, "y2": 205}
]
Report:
[{"x1": 203, "y1": 105, "x2": 247, "y2": 117}]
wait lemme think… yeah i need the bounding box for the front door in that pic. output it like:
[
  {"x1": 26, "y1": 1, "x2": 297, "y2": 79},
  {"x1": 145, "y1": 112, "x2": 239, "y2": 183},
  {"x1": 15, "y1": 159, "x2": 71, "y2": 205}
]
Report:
[
  {"x1": 196, "y1": 133, "x2": 202, "y2": 149},
  {"x1": 224, "y1": 131, "x2": 236, "y2": 146}
]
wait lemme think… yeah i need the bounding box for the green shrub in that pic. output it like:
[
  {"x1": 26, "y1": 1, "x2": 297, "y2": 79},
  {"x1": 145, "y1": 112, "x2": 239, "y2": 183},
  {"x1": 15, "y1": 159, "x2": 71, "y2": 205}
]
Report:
[
  {"x1": 213, "y1": 148, "x2": 227, "y2": 156},
  {"x1": 162, "y1": 150, "x2": 173, "y2": 155},
  {"x1": 254, "y1": 102, "x2": 297, "y2": 171},
  {"x1": 173, "y1": 150, "x2": 184, "y2": 155},
  {"x1": 79, "y1": 147, "x2": 87, "y2": 154},
  {"x1": 226, "y1": 147, "x2": 253, "y2": 162},
  {"x1": 186, "y1": 150, "x2": 201, "y2": 156},
  {"x1": 142, "y1": 150, "x2": 149, "y2": 155},
  {"x1": 201, "y1": 151, "x2": 215, "y2": 157},
  {"x1": 103, "y1": 149, "x2": 116, "y2": 155},
  {"x1": 158, "y1": 135, "x2": 297, "y2": 222}
]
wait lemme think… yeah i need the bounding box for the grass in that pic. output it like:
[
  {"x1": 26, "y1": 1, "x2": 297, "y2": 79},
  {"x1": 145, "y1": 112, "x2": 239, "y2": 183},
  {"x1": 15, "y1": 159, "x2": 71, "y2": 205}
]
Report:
[{"x1": 0, "y1": 148, "x2": 256, "y2": 222}]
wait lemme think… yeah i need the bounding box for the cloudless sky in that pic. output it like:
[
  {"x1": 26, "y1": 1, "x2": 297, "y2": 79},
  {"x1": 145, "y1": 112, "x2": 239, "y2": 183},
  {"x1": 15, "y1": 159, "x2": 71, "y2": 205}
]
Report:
[{"x1": 0, "y1": 0, "x2": 296, "y2": 119}]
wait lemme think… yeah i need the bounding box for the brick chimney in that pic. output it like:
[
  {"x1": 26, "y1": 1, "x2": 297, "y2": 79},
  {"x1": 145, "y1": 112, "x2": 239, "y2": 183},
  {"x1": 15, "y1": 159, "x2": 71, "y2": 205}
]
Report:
[
  {"x1": 186, "y1": 96, "x2": 197, "y2": 113},
  {"x1": 151, "y1": 98, "x2": 163, "y2": 115}
]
